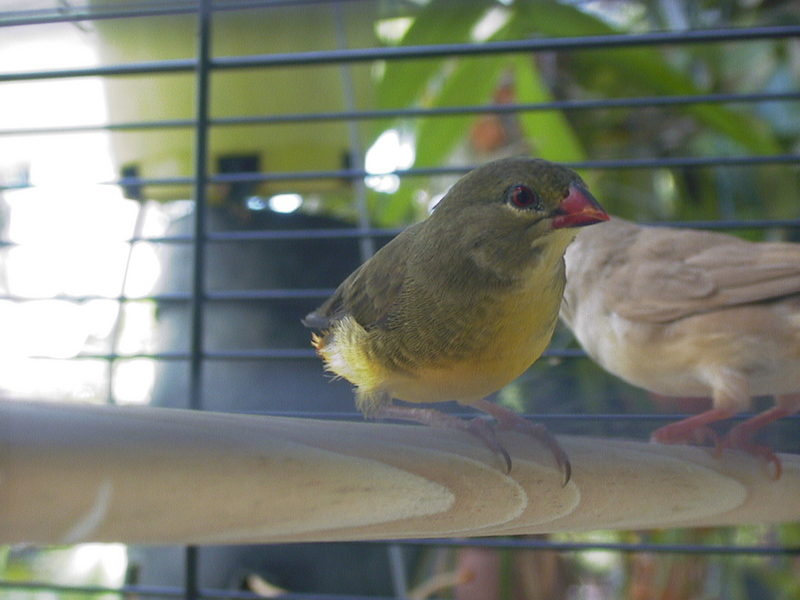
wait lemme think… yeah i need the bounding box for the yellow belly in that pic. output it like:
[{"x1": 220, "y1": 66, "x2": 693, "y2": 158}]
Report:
[
  {"x1": 315, "y1": 236, "x2": 570, "y2": 416},
  {"x1": 317, "y1": 277, "x2": 561, "y2": 414}
]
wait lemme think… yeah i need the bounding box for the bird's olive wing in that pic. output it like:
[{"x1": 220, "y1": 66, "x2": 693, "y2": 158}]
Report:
[
  {"x1": 304, "y1": 225, "x2": 418, "y2": 331},
  {"x1": 340, "y1": 253, "x2": 407, "y2": 330}
]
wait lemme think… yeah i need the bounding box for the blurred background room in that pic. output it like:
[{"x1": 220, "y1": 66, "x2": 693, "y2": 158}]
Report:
[{"x1": 1, "y1": 0, "x2": 799, "y2": 598}]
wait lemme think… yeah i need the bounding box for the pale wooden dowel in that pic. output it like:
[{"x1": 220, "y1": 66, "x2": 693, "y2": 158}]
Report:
[{"x1": 1, "y1": 400, "x2": 798, "y2": 545}]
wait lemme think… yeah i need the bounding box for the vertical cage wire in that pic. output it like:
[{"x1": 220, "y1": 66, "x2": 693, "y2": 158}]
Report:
[{"x1": 0, "y1": 1, "x2": 799, "y2": 599}]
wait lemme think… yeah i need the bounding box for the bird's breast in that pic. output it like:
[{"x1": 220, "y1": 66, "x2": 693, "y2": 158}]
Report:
[
  {"x1": 318, "y1": 247, "x2": 568, "y2": 407},
  {"x1": 385, "y1": 262, "x2": 566, "y2": 404}
]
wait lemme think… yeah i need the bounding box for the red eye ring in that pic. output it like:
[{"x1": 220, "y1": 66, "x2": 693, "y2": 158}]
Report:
[{"x1": 507, "y1": 185, "x2": 540, "y2": 209}]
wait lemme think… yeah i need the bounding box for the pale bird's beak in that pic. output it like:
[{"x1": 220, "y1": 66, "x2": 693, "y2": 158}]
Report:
[{"x1": 552, "y1": 184, "x2": 610, "y2": 230}]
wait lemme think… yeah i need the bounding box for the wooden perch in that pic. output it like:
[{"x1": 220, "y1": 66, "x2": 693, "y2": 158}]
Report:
[{"x1": 2, "y1": 400, "x2": 799, "y2": 545}]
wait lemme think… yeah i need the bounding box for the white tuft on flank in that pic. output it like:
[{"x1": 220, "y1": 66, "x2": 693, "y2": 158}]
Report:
[
  {"x1": 321, "y1": 338, "x2": 354, "y2": 380},
  {"x1": 318, "y1": 316, "x2": 365, "y2": 382}
]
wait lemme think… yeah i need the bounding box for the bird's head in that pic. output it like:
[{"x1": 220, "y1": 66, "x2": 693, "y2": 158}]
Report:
[{"x1": 427, "y1": 157, "x2": 609, "y2": 280}]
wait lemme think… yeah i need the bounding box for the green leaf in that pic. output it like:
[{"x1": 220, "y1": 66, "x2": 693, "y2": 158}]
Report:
[
  {"x1": 413, "y1": 55, "x2": 507, "y2": 167},
  {"x1": 376, "y1": 0, "x2": 495, "y2": 110},
  {"x1": 512, "y1": 0, "x2": 780, "y2": 154},
  {"x1": 512, "y1": 54, "x2": 586, "y2": 162}
]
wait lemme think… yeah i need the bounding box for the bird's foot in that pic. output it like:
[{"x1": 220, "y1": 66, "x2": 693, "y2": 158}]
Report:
[
  {"x1": 650, "y1": 407, "x2": 735, "y2": 456},
  {"x1": 374, "y1": 405, "x2": 512, "y2": 474},
  {"x1": 466, "y1": 417, "x2": 512, "y2": 474},
  {"x1": 721, "y1": 432, "x2": 782, "y2": 480},
  {"x1": 651, "y1": 422, "x2": 723, "y2": 456},
  {"x1": 717, "y1": 400, "x2": 800, "y2": 480},
  {"x1": 468, "y1": 399, "x2": 571, "y2": 486}
]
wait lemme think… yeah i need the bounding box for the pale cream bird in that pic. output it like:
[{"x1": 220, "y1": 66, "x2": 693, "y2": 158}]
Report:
[{"x1": 560, "y1": 217, "x2": 800, "y2": 477}]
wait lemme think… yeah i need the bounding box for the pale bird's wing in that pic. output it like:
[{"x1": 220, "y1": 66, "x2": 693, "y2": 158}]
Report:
[{"x1": 610, "y1": 227, "x2": 800, "y2": 323}]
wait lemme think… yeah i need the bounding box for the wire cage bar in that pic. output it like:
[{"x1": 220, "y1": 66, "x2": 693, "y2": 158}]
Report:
[{"x1": 0, "y1": 0, "x2": 799, "y2": 598}]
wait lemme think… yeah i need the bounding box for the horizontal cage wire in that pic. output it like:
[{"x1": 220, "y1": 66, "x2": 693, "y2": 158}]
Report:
[{"x1": 0, "y1": 0, "x2": 799, "y2": 600}]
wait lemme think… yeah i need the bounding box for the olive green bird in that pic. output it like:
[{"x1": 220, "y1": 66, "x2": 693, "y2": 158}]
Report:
[{"x1": 304, "y1": 157, "x2": 608, "y2": 482}]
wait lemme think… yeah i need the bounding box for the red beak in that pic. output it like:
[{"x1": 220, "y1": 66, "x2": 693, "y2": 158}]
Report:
[{"x1": 552, "y1": 184, "x2": 609, "y2": 230}]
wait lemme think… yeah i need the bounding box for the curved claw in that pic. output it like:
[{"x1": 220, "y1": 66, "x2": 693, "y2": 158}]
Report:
[
  {"x1": 768, "y1": 454, "x2": 782, "y2": 481},
  {"x1": 469, "y1": 399, "x2": 571, "y2": 486},
  {"x1": 376, "y1": 402, "x2": 571, "y2": 485},
  {"x1": 510, "y1": 420, "x2": 571, "y2": 486},
  {"x1": 719, "y1": 402, "x2": 799, "y2": 480},
  {"x1": 375, "y1": 405, "x2": 516, "y2": 474},
  {"x1": 722, "y1": 433, "x2": 783, "y2": 480},
  {"x1": 467, "y1": 418, "x2": 512, "y2": 474}
]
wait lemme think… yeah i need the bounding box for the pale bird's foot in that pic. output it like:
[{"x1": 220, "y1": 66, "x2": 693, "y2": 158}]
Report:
[
  {"x1": 651, "y1": 422, "x2": 723, "y2": 457},
  {"x1": 469, "y1": 399, "x2": 571, "y2": 486},
  {"x1": 719, "y1": 402, "x2": 799, "y2": 481},
  {"x1": 374, "y1": 405, "x2": 512, "y2": 474},
  {"x1": 650, "y1": 407, "x2": 736, "y2": 457},
  {"x1": 721, "y1": 431, "x2": 782, "y2": 480}
]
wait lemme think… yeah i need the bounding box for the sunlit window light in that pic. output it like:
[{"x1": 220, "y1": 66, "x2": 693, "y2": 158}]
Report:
[
  {"x1": 113, "y1": 359, "x2": 156, "y2": 405},
  {"x1": 0, "y1": 300, "x2": 88, "y2": 359},
  {"x1": 0, "y1": 21, "x2": 116, "y2": 185},
  {"x1": 0, "y1": 358, "x2": 108, "y2": 402},
  {"x1": 365, "y1": 173, "x2": 402, "y2": 195},
  {"x1": 364, "y1": 129, "x2": 415, "y2": 194},
  {"x1": 6, "y1": 185, "x2": 136, "y2": 243},
  {"x1": 654, "y1": 169, "x2": 678, "y2": 216},
  {"x1": 575, "y1": 0, "x2": 646, "y2": 28},
  {"x1": 46, "y1": 544, "x2": 128, "y2": 591},
  {"x1": 0, "y1": 19, "x2": 162, "y2": 406},
  {"x1": 4, "y1": 187, "x2": 146, "y2": 299},
  {"x1": 124, "y1": 244, "x2": 162, "y2": 298},
  {"x1": 268, "y1": 193, "x2": 303, "y2": 213},
  {"x1": 375, "y1": 17, "x2": 414, "y2": 44},
  {"x1": 246, "y1": 195, "x2": 269, "y2": 211},
  {"x1": 70, "y1": 543, "x2": 126, "y2": 580},
  {"x1": 471, "y1": 7, "x2": 511, "y2": 42},
  {"x1": 115, "y1": 302, "x2": 157, "y2": 356},
  {"x1": 81, "y1": 299, "x2": 121, "y2": 341}
]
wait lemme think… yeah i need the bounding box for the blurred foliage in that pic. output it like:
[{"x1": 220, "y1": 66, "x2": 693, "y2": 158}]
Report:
[
  {"x1": 365, "y1": 0, "x2": 800, "y2": 424},
  {"x1": 363, "y1": 3, "x2": 800, "y2": 600},
  {"x1": 404, "y1": 525, "x2": 800, "y2": 599},
  {"x1": 367, "y1": 0, "x2": 799, "y2": 227},
  {"x1": 366, "y1": 0, "x2": 800, "y2": 428},
  {"x1": 0, "y1": 545, "x2": 126, "y2": 600}
]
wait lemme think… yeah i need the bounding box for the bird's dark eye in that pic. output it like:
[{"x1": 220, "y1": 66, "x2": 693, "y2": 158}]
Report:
[{"x1": 506, "y1": 185, "x2": 540, "y2": 210}]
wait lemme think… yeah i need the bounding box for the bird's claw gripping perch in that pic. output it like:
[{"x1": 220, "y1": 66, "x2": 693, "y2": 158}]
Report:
[
  {"x1": 470, "y1": 399, "x2": 571, "y2": 485},
  {"x1": 376, "y1": 403, "x2": 571, "y2": 486}
]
